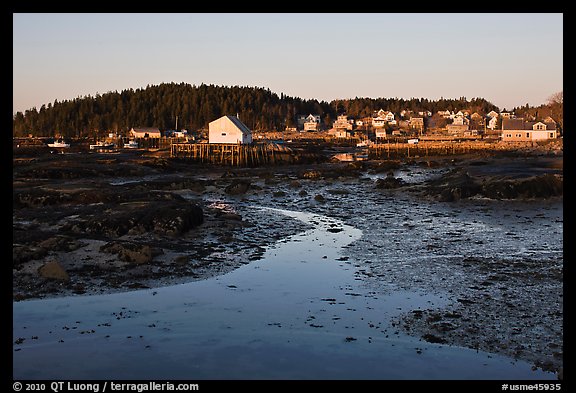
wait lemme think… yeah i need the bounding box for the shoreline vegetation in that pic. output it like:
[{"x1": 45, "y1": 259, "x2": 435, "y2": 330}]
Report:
[{"x1": 13, "y1": 139, "x2": 563, "y2": 377}]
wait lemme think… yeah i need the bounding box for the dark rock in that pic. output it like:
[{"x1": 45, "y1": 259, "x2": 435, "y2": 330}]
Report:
[
  {"x1": 74, "y1": 201, "x2": 203, "y2": 237},
  {"x1": 225, "y1": 180, "x2": 251, "y2": 195},
  {"x1": 375, "y1": 172, "x2": 407, "y2": 189},
  {"x1": 370, "y1": 160, "x2": 402, "y2": 173},
  {"x1": 425, "y1": 168, "x2": 482, "y2": 201},
  {"x1": 314, "y1": 194, "x2": 326, "y2": 202},
  {"x1": 174, "y1": 255, "x2": 189, "y2": 265},
  {"x1": 422, "y1": 334, "x2": 448, "y2": 344},
  {"x1": 482, "y1": 174, "x2": 563, "y2": 199}
]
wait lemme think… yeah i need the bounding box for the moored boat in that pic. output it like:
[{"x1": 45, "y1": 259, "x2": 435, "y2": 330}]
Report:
[
  {"x1": 90, "y1": 141, "x2": 115, "y2": 150},
  {"x1": 47, "y1": 139, "x2": 70, "y2": 148},
  {"x1": 124, "y1": 140, "x2": 139, "y2": 149}
]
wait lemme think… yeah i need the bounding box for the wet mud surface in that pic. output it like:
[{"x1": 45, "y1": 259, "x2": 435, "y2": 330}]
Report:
[{"x1": 13, "y1": 147, "x2": 563, "y2": 377}]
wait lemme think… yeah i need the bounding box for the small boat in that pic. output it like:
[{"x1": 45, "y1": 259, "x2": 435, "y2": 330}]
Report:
[
  {"x1": 124, "y1": 140, "x2": 139, "y2": 149},
  {"x1": 47, "y1": 139, "x2": 70, "y2": 148},
  {"x1": 90, "y1": 141, "x2": 115, "y2": 150}
]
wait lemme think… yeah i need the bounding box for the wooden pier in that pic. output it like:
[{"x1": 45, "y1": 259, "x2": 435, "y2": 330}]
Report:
[
  {"x1": 170, "y1": 142, "x2": 295, "y2": 166},
  {"x1": 368, "y1": 141, "x2": 501, "y2": 159}
]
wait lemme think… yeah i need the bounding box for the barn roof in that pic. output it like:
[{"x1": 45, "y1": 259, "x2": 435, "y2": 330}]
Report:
[{"x1": 226, "y1": 115, "x2": 251, "y2": 134}]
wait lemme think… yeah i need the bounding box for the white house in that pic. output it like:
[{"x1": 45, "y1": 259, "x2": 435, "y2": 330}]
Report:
[
  {"x1": 375, "y1": 109, "x2": 395, "y2": 122},
  {"x1": 372, "y1": 116, "x2": 387, "y2": 128},
  {"x1": 298, "y1": 114, "x2": 321, "y2": 131},
  {"x1": 487, "y1": 116, "x2": 499, "y2": 130},
  {"x1": 487, "y1": 110, "x2": 499, "y2": 119},
  {"x1": 208, "y1": 115, "x2": 252, "y2": 144}
]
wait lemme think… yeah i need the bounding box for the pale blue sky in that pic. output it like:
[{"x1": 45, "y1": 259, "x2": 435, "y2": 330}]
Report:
[{"x1": 13, "y1": 13, "x2": 563, "y2": 113}]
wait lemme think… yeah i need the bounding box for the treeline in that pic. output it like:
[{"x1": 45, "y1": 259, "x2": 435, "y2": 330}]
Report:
[{"x1": 13, "y1": 82, "x2": 500, "y2": 138}]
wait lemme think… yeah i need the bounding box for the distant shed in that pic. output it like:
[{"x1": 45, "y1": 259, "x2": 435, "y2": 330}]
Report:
[
  {"x1": 130, "y1": 127, "x2": 162, "y2": 138},
  {"x1": 209, "y1": 115, "x2": 253, "y2": 144}
]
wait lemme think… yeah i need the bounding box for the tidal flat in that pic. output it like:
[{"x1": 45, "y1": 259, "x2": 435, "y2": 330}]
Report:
[{"x1": 13, "y1": 147, "x2": 563, "y2": 379}]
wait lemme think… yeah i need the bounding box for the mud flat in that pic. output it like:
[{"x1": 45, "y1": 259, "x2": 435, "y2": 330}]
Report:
[
  {"x1": 13, "y1": 208, "x2": 555, "y2": 379},
  {"x1": 13, "y1": 146, "x2": 563, "y2": 379}
]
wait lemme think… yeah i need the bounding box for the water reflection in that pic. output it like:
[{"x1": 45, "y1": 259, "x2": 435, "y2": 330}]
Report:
[{"x1": 13, "y1": 209, "x2": 555, "y2": 379}]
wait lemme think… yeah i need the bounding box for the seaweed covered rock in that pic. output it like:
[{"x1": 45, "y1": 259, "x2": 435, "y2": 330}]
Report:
[
  {"x1": 375, "y1": 171, "x2": 407, "y2": 189},
  {"x1": 481, "y1": 174, "x2": 563, "y2": 199},
  {"x1": 425, "y1": 168, "x2": 482, "y2": 201},
  {"x1": 225, "y1": 180, "x2": 251, "y2": 195},
  {"x1": 68, "y1": 200, "x2": 203, "y2": 237}
]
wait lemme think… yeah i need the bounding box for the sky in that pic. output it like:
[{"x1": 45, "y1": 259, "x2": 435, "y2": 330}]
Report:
[{"x1": 13, "y1": 13, "x2": 563, "y2": 114}]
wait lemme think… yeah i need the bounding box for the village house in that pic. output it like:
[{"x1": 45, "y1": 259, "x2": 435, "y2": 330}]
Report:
[
  {"x1": 470, "y1": 112, "x2": 483, "y2": 121},
  {"x1": 329, "y1": 129, "x2": 354, "y2": 138},
  {"x1": 446, "y1": 123, "x2": 469, "y2": 135},
  {"x1": 501, "y1": 119, "x2": 557, "y2": 142},
  {"x1": 372, "y1": 110, "x2": 396, "y2": 128},
  {"x1": 129, "y1": 127, "x2": 162, "y2": 139},
  {"x1": 164, "y1": 130, "x2": 188, "y2": 138},
  {"x1": 543, "y1": 116, "x2": 557, "y2": 126},
  {"x1": 469, "y1": 113, "x2": 485, "y2": 131},
  {"x1": 372, "y1": 115, "x2": 387, "y2": 128},
  {"x1": 332, "y1": 114, "x2": 354, "y2": 131},
  {"x1": 452, "y1": 115, "x2": 470, "y2": 126},
  {"x1": 375, "y1": 128, "x2": 387, "y2": 140},
  {"x1": 208, "y1": 115, "x2": 252, "y2": 144},
  {"x1": 355, "y1": 117, "x2": 373, "y2": 129},
  {"x1": 487, "y1": 116, "x2": 499, "y2": 130},
  {"x1": 438, "y1": 110, "x2": 453, "y2": 118},
  {"x1": 298, "y1": 114, "x2": 321, "y2": 132},
  {"x1": 487, "y1": 110, "x2": 499, "y2": 119},
  {"x1": 409, "y1": 117, "x2": 425, "y2": 133},
  {"x1": 376, "y1": 109, "x2": 395, "y2": 121}
]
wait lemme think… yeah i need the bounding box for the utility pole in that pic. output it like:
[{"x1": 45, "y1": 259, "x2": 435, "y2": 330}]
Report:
[{"x1": 175, "y1": 115, "x2": 178, "y2": 131}]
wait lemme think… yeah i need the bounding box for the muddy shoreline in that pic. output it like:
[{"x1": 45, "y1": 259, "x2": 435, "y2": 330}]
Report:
[{"x1": 13, "y1": 145, "x2": 563, "y2": 377}]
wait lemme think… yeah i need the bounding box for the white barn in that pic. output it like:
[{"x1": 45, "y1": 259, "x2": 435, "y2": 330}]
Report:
[{"x1": 208, "y1": 115, "x2": 253, "y2": 144}]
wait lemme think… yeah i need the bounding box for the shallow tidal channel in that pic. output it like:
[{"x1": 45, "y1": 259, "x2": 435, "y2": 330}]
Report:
[{"x1": 13, "y1": 204, "x2": 556, "y2": 380}]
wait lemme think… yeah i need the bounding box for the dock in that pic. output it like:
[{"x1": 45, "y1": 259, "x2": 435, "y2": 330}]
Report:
[{"x1": 170, "y1": 142, "x2": 295, "y2": 166}]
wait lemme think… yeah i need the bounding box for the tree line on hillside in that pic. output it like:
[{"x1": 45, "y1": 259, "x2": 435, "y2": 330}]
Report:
[{"x1": 13, "y1": 83, "x2": 559, "y2": 138}]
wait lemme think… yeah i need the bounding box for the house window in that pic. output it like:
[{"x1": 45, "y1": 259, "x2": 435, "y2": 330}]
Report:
[
  {"x1": 550, "y1": 132, "x2": 554, "y2": 138},
  {"x1": 526, "y1": 132, "x2": 530, "y2": 138},
  {"x1": 221, "y1": 133, "x2": 227, "y2": 136}
]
